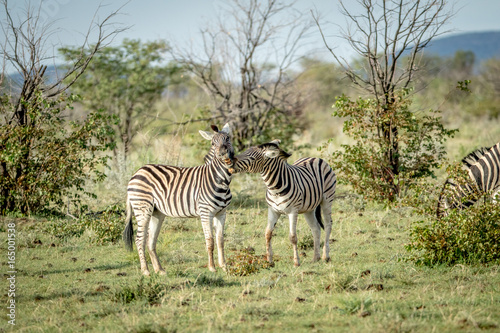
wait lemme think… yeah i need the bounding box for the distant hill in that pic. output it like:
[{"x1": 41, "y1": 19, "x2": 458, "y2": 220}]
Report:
[{"x1": 422, "y1": 31, "x2": 500, "y2": 63}]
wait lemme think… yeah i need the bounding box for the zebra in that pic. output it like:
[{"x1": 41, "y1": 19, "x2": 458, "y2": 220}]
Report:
[
  {"x1": 437, "y1": 142, "x2": 500, "y2": 218},
  {"x1": 123, "y1": 124, "x2": 235, "y2": 276},
  {"x1": 231, "y1": 139, "x2": 337, "y2": 266}
]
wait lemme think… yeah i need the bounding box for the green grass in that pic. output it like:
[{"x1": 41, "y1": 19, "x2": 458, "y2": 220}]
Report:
[{"x1": 1, "y1": 189, "x2": 499, "y2": 332}]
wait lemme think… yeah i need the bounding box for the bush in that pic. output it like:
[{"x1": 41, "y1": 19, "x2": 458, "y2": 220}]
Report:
[
  {"x1": 0, "y1": 91, "x2": 116, "y2": 215},
  {"x1": 406, "y1": 200, "x2": 500, "y2": 265},
  {"x1": 44, "y1": 206, "x2": 124, "y2": 245},
  {"x1": 226, "y1": 248, "x2": 273, "y2": 276},
  {"x1": 321, "y1": 91, "x2": 456, "y2": 203}
]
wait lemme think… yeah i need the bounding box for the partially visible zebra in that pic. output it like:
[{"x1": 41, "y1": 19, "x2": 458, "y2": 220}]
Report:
[
  {"x1": 437, "y1": 142, "x2": 500, "y2": 218},
  {"x1": 124, "y1": 124, "x2": 235, "y2": 275},
  {"x1": 232, "y1": 140, "x2": 337, "y2": 266}
]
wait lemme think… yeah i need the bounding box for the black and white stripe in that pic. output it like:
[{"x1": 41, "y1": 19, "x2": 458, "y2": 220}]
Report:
[
  {"x1": 437, "y1": 142, "x2": 500, "y2": 218},
  {"x1": 233, "y1": 140, "x2": 337, "y2": 266},
  {"x1": 123, "y1": 124, "x2": 235, "y2": 275}
]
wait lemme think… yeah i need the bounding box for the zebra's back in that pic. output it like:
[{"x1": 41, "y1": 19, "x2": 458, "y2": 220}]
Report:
[
  {"x1": 292, "y1": 157, "x2": 337, "y2": 202},
  {"x1": 128, "y1": 164, "x2": 231, "y2": 218},
  {"x1": 265, "y1": 157, "x2": 336, "y2": 214}
]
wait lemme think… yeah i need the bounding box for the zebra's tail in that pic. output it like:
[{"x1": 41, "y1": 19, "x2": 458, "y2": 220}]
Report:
[
  {"x1": 315, "y1": 205, "x2": 324, "y2": 230},
  {"x1": 123, "y1": 196, "x2": 134, "y2": 252}
]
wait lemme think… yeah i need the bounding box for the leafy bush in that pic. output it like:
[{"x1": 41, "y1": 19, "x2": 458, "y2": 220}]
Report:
[
  {"x1": 406, "y1": 200, "x2": 500, "y2": 265},
  {"x1": 226, "y1": 248, "x2": 272, "y2": 276},
  {"x1": 0, "y1": 91, "x2": 116, "y2": 215},
  {"x1": 321, "y1": 91, "x2": 456, "y2": 203},
  {"x1": 44, "y1": 206, "x2": 124, "y2": 245}
]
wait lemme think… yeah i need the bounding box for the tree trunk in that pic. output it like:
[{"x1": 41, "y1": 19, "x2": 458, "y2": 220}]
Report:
[{"x1": 381, "y1": 98, "x2": 400, "y2": 201}]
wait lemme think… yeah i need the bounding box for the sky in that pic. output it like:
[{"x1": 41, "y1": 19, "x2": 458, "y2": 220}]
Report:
[{"x1": 1, "y1": 0, "x2": 500, "y2": 71}]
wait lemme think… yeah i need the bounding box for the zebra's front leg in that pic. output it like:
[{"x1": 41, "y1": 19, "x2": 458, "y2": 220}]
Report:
[
  {"x1": 303, "y1": 211, "x2": 321, "y2": 262},
  {"x1": 287, "y1": 212, "x2": 300, "y2": 267},
  {"x1": 214, "y1": 210, "x2": 227, "y2": 270},
  {"x1": 266, "y1": 208, "x2": 280, "y2": 265},
  {"x1": 147, "y1": 209, "x2": 166, "y2": 275},
  {"x1": 200, "y1": 212, "x2": 216, "y2": 272},
  {"x1": 321, "y1": 201, "x2": 333, "y2": 262}
]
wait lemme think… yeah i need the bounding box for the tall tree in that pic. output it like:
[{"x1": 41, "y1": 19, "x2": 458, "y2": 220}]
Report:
[
  {"x1": 0, "y1": 0, "x2": 124, "y2": 214},
  {"x1": 316, "y1": 0, "x2": 456, "y2": 201},
  {"x1": 172, "y1": 0, "x2": 313, "y2": 150},
  {"x1": 60, "y1": 39, "x2": 180, "y2": 163}
]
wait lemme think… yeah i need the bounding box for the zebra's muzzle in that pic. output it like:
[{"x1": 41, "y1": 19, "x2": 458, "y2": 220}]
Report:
[{"x1": 227, "y1": 158, "x2": 238, "y2": 174}]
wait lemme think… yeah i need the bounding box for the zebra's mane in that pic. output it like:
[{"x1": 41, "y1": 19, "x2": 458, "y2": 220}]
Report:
[{"x1": 461, "y1": 146, "x2": 492, "y2": 168}]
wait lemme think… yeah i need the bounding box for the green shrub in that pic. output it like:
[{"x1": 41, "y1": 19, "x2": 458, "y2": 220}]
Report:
[
  {"x1": 0, "y1": 91, "x2": 116, "y2": 215},
  {"x1": 406, "y1": 200, "x2": 500, "y2": 265},
  {"x1": 44, "y1": 205, "x2": 124, "y2": 245},
  {"x1": 321, "y1": 91, "x2": 456, "y2": 203}
]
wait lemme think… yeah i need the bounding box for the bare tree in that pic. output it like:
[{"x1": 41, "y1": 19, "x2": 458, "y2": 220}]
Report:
[
  {"x1": 1, "y1": 0, "x2": 127, "y2": 125},
  {"x1": 315, "y1": 0, "x2": 454, "y2": 199},
  {"x1": 172, "y1": 0, "x2": 314, "y2": 150}
]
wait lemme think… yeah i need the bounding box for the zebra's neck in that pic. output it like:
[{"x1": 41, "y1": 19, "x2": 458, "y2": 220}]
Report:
[
  {"x1": 204, "y1": 147, "x2": 217, "y2": 164},
  {"x1": 260, "y1": 158, "x2": 291, "y2": 194},
  {"x1": 206, "y1": 158, "x2": 233, "y2": 188}
]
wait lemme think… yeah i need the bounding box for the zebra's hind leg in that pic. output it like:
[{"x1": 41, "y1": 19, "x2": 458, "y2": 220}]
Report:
[
  {"x1": 133, "y1": 202, "x2": 154, "y2": 276},
  {"x1": 200, "y1": 212, "x2": 216, "y2": 272},
  {"x1": 304, "y1": 211, "x2": 321, "y2": 262},
  {"x1": 147, "y1": 209, "x2": 166, "y2": 275},
  {"x1": 266, "y1": 207, "x2": 280, "y2": 265},
  {"x1": 287, "y1": 212, "x2": 300, "y2": 267},
  {"x1": 321, "y1": 200, "x2": 333, "y2": 262},
  {"x1": 214, "y1": 210, "x2": 227, "y2": 270}
]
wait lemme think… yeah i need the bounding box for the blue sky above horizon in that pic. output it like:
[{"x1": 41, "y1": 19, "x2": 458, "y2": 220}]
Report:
[{"x1": 1, "y1": 0, "x2": 499, "y2": 71}]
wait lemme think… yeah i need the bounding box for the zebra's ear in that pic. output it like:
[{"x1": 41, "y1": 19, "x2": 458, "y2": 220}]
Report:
[
  {"x1": 264, "y1": 146, "x2": 280, "y2": 159},
  {"x1": 270, "y1": 139, "x2": 281, "y2": 146},
  {"x1": 220, "y1": 123, "x2": 231, "y2": 134},
  {"x1": 199, "y1": 130, "x2": 214, "y2": 141}
]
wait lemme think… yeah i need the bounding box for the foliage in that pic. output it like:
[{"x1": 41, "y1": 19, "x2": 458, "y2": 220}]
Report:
[
  {"x1": 0, "y1": 91, "x2": 116, "y2": 215},
  {"x1": 322, "y1": 91, "x2": 457, "y2": 203},
  {"x1": 406, "y1": 159, "x2": 500, "y2": 266},
  {"x1": 406, "y1": 200, "x2": 500, "y2": 266},
  {"x1": 60, "y1": 39, "x2": 181, "y2": 161},
  {"x1": 476, "y1": 58, "x2": 500, "y2": 118},
  {"x1": 44, "y1": 205, "x2": 124, "y2": 244},
  {"x1": 226, "y1": 248, "x2": 273, "y2": 276},
  {"x1": 297, "y1": 57, "x2": 346, "y2": 109}
]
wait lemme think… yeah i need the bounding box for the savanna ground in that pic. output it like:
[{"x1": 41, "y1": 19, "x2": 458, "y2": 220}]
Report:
[{"x1": 2, "y1": 113, "x2": 500, "y2": 333}]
